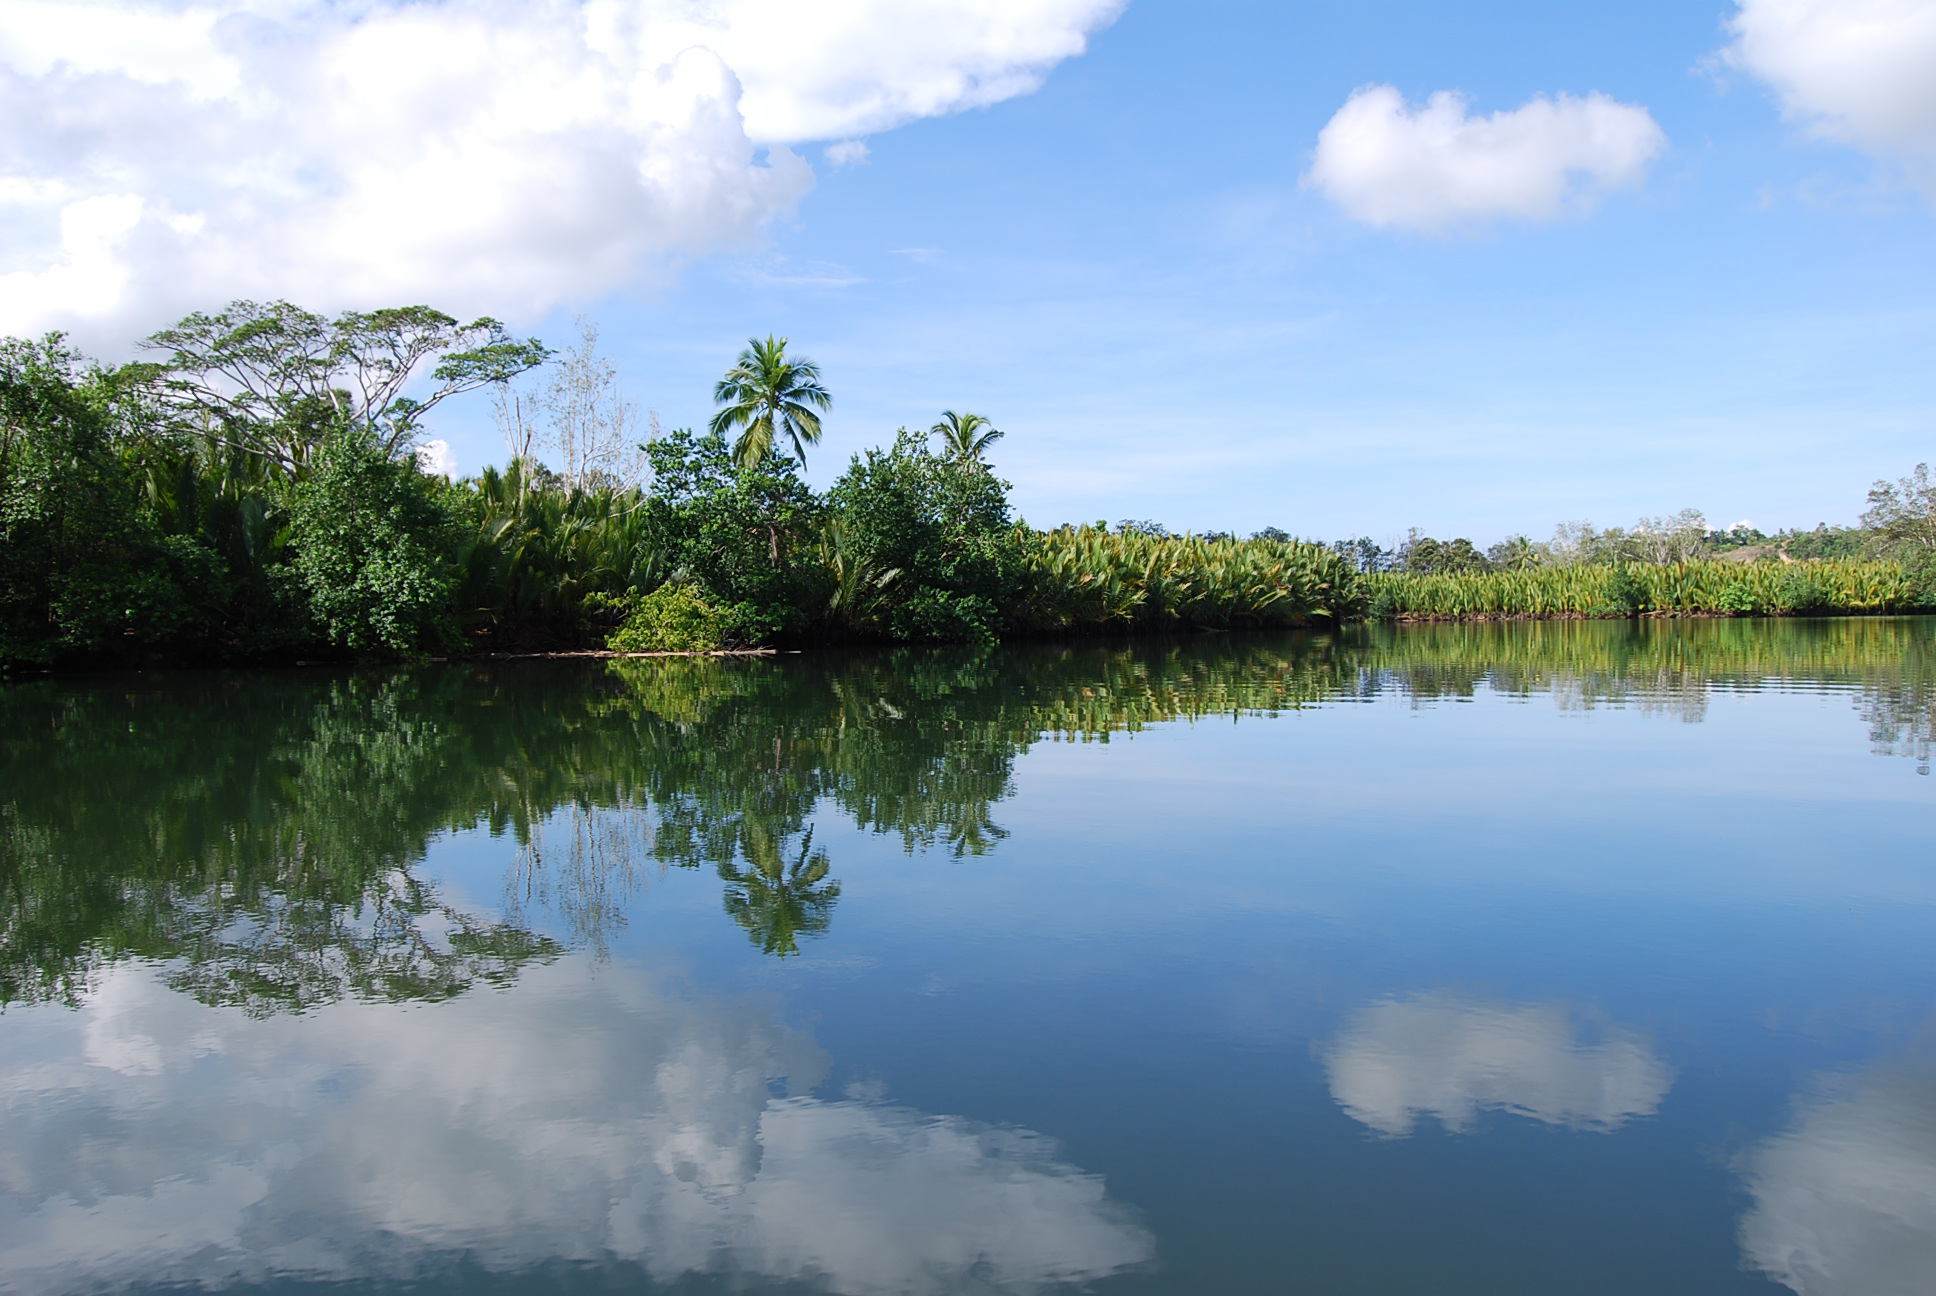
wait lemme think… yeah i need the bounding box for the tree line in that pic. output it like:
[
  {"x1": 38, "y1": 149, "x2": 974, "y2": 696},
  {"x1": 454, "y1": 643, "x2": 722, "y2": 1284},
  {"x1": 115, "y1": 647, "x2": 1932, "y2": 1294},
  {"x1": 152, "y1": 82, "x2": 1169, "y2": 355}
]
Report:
[
  {"x1": 3, "y1": 298, "x2": 1932, "y2": 670},
  {"x1": 1313, "y1": 498, "x2": 1926, "y2": 577}
]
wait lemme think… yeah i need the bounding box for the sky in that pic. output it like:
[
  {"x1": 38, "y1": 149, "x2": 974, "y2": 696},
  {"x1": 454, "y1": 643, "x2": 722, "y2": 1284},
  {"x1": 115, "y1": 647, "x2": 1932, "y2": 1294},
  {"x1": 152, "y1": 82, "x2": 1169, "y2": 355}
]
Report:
[{"x1": 3, "y1": 0, "x2": 1933, "y2": 543}]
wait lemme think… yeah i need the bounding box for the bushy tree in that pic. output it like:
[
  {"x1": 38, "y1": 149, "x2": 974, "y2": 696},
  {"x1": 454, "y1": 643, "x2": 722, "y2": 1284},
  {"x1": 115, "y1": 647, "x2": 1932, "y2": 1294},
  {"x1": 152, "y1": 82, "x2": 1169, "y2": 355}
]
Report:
[
  {"x1": 1330, "y1": 536, "x2": 1393, "y2": 572},
  {"x1": 283, "y1": 429, "x2": 463, "y2": 655},
  {"x1": 1400, "y1": 530, "x2": 1490, "y2": 574},
  {"x1": 640, "y1": 427, "x2": 822, "y2": 636},
  {"x1": 826, "y1": 428, "x2": 1021, "y2": 642}
]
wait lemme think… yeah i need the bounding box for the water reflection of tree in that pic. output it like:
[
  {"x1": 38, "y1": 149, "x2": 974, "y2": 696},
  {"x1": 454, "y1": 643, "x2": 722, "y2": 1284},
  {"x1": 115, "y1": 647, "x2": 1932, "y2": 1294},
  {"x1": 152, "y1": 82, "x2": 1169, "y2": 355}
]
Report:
[
  {"x1": 1352, "y1": 617, "x2": 1936, "y2": 759},
  {"x1": 7, "y1": 617, "x2": 1935, "y2": 1008},
  {"x1": 719, "y1": 825, "x2": 841, "y2": 956},
  {"x1": 0, "y1": 672, "x2": 566, "y2": 1012},
  {"x1": 1861, "y1": 682, "x2": 1934, "y2": 775}
]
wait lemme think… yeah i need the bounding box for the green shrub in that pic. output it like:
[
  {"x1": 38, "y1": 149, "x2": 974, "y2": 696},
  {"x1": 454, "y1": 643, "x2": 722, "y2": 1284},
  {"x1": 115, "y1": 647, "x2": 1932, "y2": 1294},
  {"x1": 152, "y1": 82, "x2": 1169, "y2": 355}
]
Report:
[
  {"x1": 1600, "y1": 566, "x2": 1648, "y2": 616},
  {"x1": 604, "y1": 583, "x2": 770, "y2": 653},
  {"x1": 1772, "y1": 570, "x2": 1831, "y2": 615}
]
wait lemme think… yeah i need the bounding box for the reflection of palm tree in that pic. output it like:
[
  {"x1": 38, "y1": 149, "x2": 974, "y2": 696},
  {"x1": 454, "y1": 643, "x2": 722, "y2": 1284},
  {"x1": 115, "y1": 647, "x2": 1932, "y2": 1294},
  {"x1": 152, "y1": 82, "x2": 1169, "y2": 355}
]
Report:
[
  {"x1": 943, "y1": 800, "x2": 1010, "y2": 857},
  {"x1": 930, "y1": 410, "x2": 1002, "y2": 468},
  {"x1": 717, "y1": 826, "x2": 841, "y2": 957},
  {"x1": 709, "y1": 335, "x2": 831, "y2": 469}
]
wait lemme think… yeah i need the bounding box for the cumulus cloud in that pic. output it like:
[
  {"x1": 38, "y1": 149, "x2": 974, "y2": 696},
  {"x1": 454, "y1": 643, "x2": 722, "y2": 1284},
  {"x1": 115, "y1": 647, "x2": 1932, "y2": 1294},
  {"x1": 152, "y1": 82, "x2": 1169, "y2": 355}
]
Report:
[
  {"x1": 0, "y1": 958, "x2": 1152, "y2": 1295},
  {"x1": 0, "y1": 0, "x2": 1122, "y2": 344},
  {"x1": 1723, "y1": 0, "x2": 1936, "y2": 198},
  {"x1": 1738, "y1": 1053, "x2": 1936, "y2": 1296},
  {"x1": 1322, "y1": 991, "x2": 1675, "y2": 1137},
  {"x1": 1305, "y1": 86, "x2": 1666, "y2": 232},
  {"x1": 414, "y1": 438, "x2": 457, "y2": 477}
]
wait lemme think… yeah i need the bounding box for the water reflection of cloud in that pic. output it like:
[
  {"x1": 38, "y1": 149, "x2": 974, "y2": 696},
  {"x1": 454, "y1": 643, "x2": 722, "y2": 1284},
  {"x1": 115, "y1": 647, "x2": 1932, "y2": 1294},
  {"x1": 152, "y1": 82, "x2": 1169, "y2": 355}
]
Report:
[
  {"x1": 0, "y1": 959, "x2": 1152, "y2": 1295},
  {"x1": 1323, "y1": 991, "x2": 1674, "y2": 1137},
  {"x1": 1739, "y1": 1056, "x2": 1936, "y2": 1296}
]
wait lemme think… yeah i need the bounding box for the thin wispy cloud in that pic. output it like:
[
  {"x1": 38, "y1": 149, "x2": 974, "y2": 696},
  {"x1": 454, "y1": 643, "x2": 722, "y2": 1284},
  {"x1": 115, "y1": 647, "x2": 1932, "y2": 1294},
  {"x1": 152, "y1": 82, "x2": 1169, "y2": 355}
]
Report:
[{"x1": 733, "y1": 258, "x2": 868, "y2": 290}]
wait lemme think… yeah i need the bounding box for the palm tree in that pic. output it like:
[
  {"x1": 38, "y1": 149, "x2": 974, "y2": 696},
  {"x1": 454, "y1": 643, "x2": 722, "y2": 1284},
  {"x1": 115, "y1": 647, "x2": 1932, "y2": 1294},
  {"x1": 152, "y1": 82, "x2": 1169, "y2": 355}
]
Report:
[
  {"x1": 930, "y1": 410, "x2": 1002, "y2": 468},
  {"x1": 709, "y1": 335, "x2": 831, "y2": 469}
]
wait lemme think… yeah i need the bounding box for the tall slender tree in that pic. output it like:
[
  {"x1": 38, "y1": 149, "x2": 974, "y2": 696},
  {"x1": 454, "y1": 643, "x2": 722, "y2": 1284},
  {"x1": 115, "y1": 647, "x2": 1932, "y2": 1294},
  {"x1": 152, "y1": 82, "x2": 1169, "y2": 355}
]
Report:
[
  {"x1": 930, "y1": 410, "x2": 1002, "y2": 468},
  {"x1": 708, "y1": 335, "x2": 831, "y2": 470}
]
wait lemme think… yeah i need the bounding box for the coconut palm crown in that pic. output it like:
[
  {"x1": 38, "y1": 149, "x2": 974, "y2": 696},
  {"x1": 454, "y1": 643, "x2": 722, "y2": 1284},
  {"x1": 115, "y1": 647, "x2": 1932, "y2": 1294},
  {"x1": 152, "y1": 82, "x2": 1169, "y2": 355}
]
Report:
[
  {"x1": 709, "y1": 335, "x2": 831, "y2": 469},
  {"x1": 931, "y1": 410, "x2": 1003, "y2": 468}
]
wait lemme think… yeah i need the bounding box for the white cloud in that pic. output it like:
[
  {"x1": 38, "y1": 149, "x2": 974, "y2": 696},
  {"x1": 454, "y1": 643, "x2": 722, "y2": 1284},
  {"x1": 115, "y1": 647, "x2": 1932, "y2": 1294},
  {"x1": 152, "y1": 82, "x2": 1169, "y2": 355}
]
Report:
[
  {"x1": 1322, "y1": 991, "x2": 1675, "y2": 1137},
  {"x1": 414, "y1": 438, "x2": 457, "y2": 477},
  {"x1": 1305, "y1": 86, "x2": 1666, "y2": 232},
  {"x1": 0, "y1": 958, "x2": 1153, "y2": 1295},
  {"x1": 1738, "y1": 1055, "x2": 1936, "y2": 1296},
  {"x1": 825, "y1": 139, "x2": 871, "y2": 168},
  {"x1": 0, "y1": 0, "x2": 1122, "y2": 345},
  {"x1": 1723, "y1": 0, "x2": 1936, "y2": 199}
]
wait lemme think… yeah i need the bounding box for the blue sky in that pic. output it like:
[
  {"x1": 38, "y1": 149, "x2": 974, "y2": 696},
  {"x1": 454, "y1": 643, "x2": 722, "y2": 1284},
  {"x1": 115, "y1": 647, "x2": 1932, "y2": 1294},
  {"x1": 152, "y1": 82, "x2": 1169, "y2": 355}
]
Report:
[{"x1": 4, "y1": 0, "x2": 1933, "y2": 544}]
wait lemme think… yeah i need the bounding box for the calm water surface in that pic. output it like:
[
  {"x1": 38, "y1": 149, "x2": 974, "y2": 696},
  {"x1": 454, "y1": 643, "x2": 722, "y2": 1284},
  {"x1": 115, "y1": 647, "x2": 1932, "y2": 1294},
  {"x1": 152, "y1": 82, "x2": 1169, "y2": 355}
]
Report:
[{"x1": 4, "y1": 618, "x2": 1935, "y2": 1295}]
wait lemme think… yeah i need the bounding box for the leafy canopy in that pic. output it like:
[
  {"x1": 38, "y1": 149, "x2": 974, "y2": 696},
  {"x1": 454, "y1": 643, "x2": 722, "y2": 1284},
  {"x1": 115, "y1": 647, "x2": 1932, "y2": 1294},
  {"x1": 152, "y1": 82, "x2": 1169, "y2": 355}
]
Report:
[{"x1": 136, "y1": 301, "x2": 550, "y2": 471}]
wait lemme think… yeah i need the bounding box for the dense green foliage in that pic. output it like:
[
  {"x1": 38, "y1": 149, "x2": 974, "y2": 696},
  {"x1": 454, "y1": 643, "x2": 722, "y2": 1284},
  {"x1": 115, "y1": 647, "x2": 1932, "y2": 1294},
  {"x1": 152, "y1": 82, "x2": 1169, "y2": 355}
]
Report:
[
  {"x1": 0, "y1": 338, "x2": 223, "y2": 666},
  {"x1": 285, "y1": 429, "x2": 464, "y2": 653},
  {"x1": 1365, "y1": 560, "x2": 1930, "y2": 621},
  {"x1": 4, "y1": 303, "x2": 1933, "y2": 670},
  {"x1": 604, "y1": 583, "x2": 759, "y2": 652},
  {"x1": 638, "y1": 426, "x2": 822, "y2": 639},
  {"x1": 453, "y1": 459, "x2": 660, "y2": 648},
  {"x1": 824, "y1": 428, "x2": 1020, "y2": 642},
  {"x1": 1015, "y1": 525, "x2": 1361, "y2": 633}
]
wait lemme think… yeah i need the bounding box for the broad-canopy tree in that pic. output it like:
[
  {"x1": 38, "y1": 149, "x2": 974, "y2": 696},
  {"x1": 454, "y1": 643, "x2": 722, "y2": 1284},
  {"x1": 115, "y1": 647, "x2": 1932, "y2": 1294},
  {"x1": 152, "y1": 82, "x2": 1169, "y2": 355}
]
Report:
[
  {"x1": 709, "y1": 335, "x2": 831, "y2": 469},
  {"x1": 136, "y1": 301, "x2": 550, "y2": 472}
]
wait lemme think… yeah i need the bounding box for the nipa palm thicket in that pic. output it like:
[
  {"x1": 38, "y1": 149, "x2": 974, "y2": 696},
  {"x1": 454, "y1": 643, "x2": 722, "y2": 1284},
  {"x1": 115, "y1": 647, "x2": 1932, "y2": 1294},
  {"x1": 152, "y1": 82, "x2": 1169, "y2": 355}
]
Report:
[
  {"x1": 1011, "y1": 525, "x2": 1362, "y2": 634},
  {"x1": 454, "y1": 461, "x2": 666, "y2": 648},
  {"x1": 1363, "y1": 560, "x2": 1928, "y2": 621}
]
